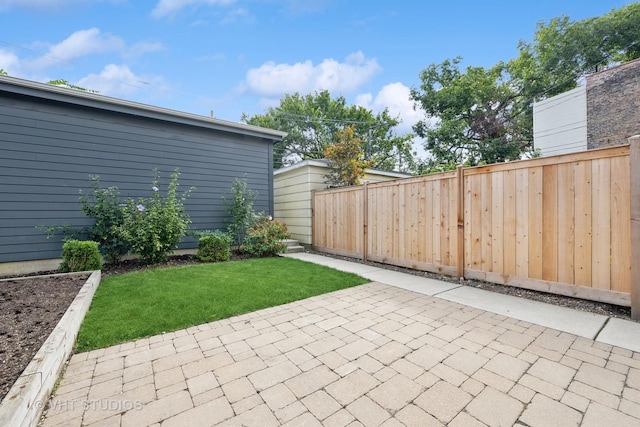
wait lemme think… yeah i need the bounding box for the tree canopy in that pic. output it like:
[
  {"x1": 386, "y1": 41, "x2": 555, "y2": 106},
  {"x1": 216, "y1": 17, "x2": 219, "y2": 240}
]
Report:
[
  {"x1": 241, "y1": 90, "x2": 414, "y2": 172},
  {"x1": 411, "y1": 58, "x2": 531, "y2": 166},
  {"x1": 411, "y1": 3, "x2": 640, "y2": 169}
]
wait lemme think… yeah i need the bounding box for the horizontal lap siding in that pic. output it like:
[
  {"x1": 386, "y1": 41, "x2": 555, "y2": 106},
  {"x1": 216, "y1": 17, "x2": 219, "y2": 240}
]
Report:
[{"x1": 0, "y1": 95, "x2": 273, "y2": 262}]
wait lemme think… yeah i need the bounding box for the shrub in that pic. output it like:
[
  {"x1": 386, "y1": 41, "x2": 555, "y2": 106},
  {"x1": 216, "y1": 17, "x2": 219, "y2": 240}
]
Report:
[
  {"x1": 222, "y1": 176, "x2": 257, "y2": 246},
  {"x1": 117, "y1": 169, "x2": 193, "y2": 264},
  {"x1": 79, "y1": 176, "x2": 129, "y2": 263},
  {"x1": 197, "y1": 231, "x2": 231, "y2": 262},
  {"x1": 59, "y1": 240, "x2": 102, "y2": 272},
  {"x1": 243, "y1": 215, "x2": 290, "y2": 257},
  {"x1": 38, "y1": 176, "x2": 129, "y2": 263}
]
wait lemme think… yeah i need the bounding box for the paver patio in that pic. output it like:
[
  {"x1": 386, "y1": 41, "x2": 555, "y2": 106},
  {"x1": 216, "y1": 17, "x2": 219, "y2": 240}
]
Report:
[{"x1": 40, "y1": 275, "x2": 640, "y2": 427}]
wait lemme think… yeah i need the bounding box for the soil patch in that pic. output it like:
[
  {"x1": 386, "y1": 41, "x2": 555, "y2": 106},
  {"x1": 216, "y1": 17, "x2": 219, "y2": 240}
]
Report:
[{"x1": 0, "y1": 274, "x2": 89, "y2": 402}]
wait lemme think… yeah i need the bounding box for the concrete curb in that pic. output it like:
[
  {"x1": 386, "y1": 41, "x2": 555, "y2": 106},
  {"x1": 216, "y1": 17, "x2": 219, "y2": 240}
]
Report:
[{"x1": 0, "y1": 270, "x2": 101, "y2": 427}]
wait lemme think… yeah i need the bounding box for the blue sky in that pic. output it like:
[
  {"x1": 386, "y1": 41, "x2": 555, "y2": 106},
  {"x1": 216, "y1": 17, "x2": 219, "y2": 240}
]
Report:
[{"x1": 0, "y1": 0, "x2": 634, "y2": 158}]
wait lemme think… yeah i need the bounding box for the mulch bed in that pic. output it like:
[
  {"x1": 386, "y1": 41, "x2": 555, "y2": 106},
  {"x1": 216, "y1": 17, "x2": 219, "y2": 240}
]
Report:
[{"x1": 0, "y1": 250, "x2": 633, "y2": 403}]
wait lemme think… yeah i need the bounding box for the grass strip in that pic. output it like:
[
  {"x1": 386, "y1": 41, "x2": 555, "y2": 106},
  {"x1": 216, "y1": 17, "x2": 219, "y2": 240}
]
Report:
[{"x1": 75, "y1": 257, "x2": 368, "y2": 352}]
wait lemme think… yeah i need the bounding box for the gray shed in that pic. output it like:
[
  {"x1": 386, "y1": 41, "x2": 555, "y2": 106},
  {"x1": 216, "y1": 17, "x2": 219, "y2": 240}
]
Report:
[{"x1": 0, "y1": 75, "x2": 285, "y2": 273}]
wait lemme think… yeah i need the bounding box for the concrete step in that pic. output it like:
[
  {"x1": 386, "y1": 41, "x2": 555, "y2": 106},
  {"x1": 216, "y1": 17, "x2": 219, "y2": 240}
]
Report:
[{"x1": 280, "y1": 239, "x2": 305, "y2": 254}]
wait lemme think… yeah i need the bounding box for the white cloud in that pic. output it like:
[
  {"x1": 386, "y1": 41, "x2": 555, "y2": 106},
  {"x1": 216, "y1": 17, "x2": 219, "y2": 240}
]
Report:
[
  {"x1": 30, "y1": 28, "x2": 124, "y2": 70},
  {"x1": 357, "y1": 82, "x2": 432, "y2": 158},
  {"x1": 242, "y1": 51, "x2": 381, "y2": 97},
  {"x1": 151, "y1": 0, "x2": 234, "y2": 18},
  {"x1": 357, "y1": 82, "x2": 422, "y2": 134},
  {"x1": 0, "y1": 49, "x2": 20, "y2": 74},
  {"x1": 0, "y1": 28, "x2": 163, "y2": 94},
  {"x1": 125, "y1": 41, "x2": 164, "y2": 58},
  {"x1": 220, "y1": 7, "x2": 253, "y2": 24},
  {"x1": 76, "y1": 64, "x2": 165, "y2": 97}
]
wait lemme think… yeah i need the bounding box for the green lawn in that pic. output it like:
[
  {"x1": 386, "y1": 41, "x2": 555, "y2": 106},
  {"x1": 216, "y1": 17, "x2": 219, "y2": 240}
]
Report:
[{"x1": 75, "y1": 257, "x2": 368, "y2": 352}]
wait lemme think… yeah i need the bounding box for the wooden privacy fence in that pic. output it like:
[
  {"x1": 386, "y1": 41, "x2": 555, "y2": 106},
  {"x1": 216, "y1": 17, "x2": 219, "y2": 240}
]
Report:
[{"x1": 313, "y1": 137, "x2": 640, "y2": 319}]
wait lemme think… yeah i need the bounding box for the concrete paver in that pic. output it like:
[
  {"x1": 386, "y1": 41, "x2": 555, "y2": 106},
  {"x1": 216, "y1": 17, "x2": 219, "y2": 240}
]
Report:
[{"x1": 40, "y1": 253, "x2": 640, "y2": 426}]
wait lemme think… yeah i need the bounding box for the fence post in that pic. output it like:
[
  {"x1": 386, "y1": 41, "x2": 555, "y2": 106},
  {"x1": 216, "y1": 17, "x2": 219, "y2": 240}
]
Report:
[
  {"x1": 457, "y1": 166, "x2": 465, "y2": 279},
  {"x1": 630, "y1": 136, "x2": 640, "y2": 320},
  {"x1": 362, "y1": 182, "x2": 368, "y2": 262}
]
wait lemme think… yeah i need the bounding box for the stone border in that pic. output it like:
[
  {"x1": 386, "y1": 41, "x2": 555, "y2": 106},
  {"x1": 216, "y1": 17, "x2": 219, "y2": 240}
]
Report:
[{"x1": 0, "y1": 270, "x2": 101, "y2": 427}]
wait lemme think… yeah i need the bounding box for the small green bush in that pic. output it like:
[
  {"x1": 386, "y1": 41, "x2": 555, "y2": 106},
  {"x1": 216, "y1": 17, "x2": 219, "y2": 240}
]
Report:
[
  {"x1": 79, "y1": 176, "x2": 129, "y2": 263},
  {"x1": 222, "y1": 176, "x2": 257, "y2": 246},
  {"x1": 117, "y1": 169, "x2": 193, "y2": 264},
  {"x1": 243, "y1": 215, "x2": 290, "y2": 257},
  {"x1": 197, "y1": 231, "x2": 231, "y2": 262},
  {"x1": 59, "y1": 240, "x2": 102, "y2": 272}
]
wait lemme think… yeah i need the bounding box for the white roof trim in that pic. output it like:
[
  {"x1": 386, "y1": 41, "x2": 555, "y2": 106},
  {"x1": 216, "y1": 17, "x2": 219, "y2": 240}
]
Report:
[{"x1": 274, "y1": 158, "x2": 411, "y2": 178}]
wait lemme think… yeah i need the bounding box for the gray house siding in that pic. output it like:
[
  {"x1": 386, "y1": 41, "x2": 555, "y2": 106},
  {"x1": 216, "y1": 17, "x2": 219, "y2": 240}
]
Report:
[{"x1": 0, "y1": 76, "x2": 284, "y2": 264}]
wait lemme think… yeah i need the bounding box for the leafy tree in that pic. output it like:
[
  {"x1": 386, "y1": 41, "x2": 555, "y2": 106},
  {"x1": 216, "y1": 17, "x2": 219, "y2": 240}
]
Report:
[
  {"x1": 242, "y1": 90, "x2": 414, "y2": 172},
  {"x1": 509, "y1": 3, "x2": 640, "y2": 101},
  {"x1": 412, "y1": 3, "x2": 640, "y2": 167},
  {"x1": 0, "y1": 69, "x2": 7, "y2": 76},
  {"x1": 411, "y1": 58, "x2": 532, "y2": 166},
  {"x1": 324, "y1": 125, "x2": 374, "y2": 187}
]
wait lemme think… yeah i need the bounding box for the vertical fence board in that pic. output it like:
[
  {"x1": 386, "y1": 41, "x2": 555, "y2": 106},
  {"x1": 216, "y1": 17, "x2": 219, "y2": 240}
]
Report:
[
  {"x1": 397, "y1": 184, "x2": 405, "y2": 260},
  {"x1": 424, "y1": 181, "x2": 434, "y2": 262},
  {"x1": 574, "y1": 161, "x2": 592, "y2": 287},
  {"x1": 375, "y1": 187, "x2": 383, "y2": 258},
  {"x1": 362, "y1": 184, "x2": 368, "y2": 260},
  {"x1": 379, "y1": 186, "x2": 388, "y2": 257},
  {"x1": 392, "y1": 184, "x2": 399, "y2": 259},
  {"x1": 591, "y1": 158, "x2": 611, "y2": 290},
  {"x1": 481, "y1": 173, "x2": 493, "y2": 271},
  {"x1": 464, "y1": 176, "x2": 472, "y2": 269},
  {"x1": 503, "y1": 170, "x2": 517, "y2": 276},
  {"x1": 405, "y1": 182, "x2": 414, "y2": 261},
  {"x1": 611, "y1": 156, "x2": 631, "y2": 293},
  {"x1": 528, "y1": 167, "x2": 544, "y2": 279},
  {"x1": 368, "y1": 188, "x2": 375, "y2": 257},
  {"x1": 491, "y1": 172, "x2": 504, "y2": 274},
  {"x1": 557, "y1": 163, "x2": 575, "y2": 284},
  {"x1": 542, "y1": 165, "x2": 559, "y2": 282},
  {"x1": 441, "y1": 179, "x2": 451, "y2": 266},
  {"x1": 457, "y1": 167, "x2": 465, "y2": 277},
  {"x1": 515, "y1": 168, "x2": 529, "y2": 278},
  {"x1": 433, "y1": 178, "x2": 442, "y2": 265},
  {"x1": 417, "y1": 181, "x2": 426, "y2": 262},
  {"x1": 469, "y1": 175, "x2": 482, "y2": 270},
  {"x1": 450, "y1": 177, "x2": 460, "y2": 267}
]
